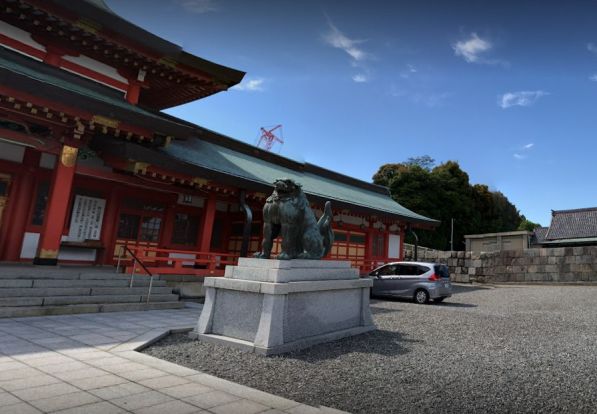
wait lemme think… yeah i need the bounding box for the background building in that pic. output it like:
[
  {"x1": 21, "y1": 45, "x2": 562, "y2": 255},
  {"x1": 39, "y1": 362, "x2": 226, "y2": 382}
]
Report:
[
  {"x1": 532, "y1": 208, "x2": 597, "y2": 248},
  {"x1": 465, "y1": 231, "x2": 531, "y2": 253}
]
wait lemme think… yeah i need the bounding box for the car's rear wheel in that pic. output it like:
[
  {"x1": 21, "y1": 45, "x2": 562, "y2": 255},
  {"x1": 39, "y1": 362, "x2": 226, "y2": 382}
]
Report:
[
  {"x1": 414, "y1": 289, "x2": 429, "y2": 304},
  {"x1": 434, "y1": 296, "x2": 446, "y2": 303}
]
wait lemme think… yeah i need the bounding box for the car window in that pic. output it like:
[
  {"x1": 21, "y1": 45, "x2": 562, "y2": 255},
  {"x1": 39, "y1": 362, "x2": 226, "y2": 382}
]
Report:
[
  {"x1": 378, "y1": 265, "x2": 396, "y2": 276},
  {"x1": 397, "y1": 265, "x2": 430, "y2": 276},
  {"x1": 434, "y1": 264, "x2": 450, "y2": 278}
]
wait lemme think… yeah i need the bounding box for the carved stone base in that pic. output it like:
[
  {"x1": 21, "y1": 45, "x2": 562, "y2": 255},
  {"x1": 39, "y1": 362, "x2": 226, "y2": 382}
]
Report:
[{"x1": 192, "y1": 258, "x2": 375, "y2": 355}]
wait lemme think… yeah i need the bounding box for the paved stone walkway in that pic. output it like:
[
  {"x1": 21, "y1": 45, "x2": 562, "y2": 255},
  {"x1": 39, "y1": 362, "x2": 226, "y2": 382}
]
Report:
[{"x1": 0, "y1": 306, "x2": 346, "y2": 414}]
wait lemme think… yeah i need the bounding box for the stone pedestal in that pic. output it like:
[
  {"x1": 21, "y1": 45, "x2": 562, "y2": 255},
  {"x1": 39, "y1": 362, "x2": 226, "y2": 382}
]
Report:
[{"x1": 192, "y1": 258, "x2": 375, "y2": 355}]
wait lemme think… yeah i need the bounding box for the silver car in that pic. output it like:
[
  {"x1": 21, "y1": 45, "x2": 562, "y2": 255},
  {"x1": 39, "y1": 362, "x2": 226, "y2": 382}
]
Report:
[{"x1": 369, "y1": 261, "x2": 452, "y2": 304}]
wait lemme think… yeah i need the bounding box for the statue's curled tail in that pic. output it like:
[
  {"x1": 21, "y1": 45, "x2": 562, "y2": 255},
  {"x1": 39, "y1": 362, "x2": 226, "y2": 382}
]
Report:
[{"x1": 317, "y1": 201, "x2": 334, "y2": 257}]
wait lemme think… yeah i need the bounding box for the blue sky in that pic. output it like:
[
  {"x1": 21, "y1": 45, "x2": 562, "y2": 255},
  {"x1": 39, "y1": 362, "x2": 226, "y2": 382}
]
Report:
[{"x1": 106, "y1": 0, "x2": 597, "y2": 226}]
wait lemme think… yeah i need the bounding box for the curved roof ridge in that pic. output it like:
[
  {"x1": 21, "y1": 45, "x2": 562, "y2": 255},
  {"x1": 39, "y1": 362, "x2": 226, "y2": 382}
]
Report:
[{"x1": 552, "y1": 206, "x2": 597, "y2": 215}]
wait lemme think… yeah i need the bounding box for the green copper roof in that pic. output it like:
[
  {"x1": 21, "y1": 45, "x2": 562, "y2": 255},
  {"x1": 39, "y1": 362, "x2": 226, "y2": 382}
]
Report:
[
  {"x1": 0, "y1": 49, "x2": 193, "y2": 137},
  {"x1": 164, "y1": 139, "x2": 438, "y2": 224},
  {"x1": 0, "y1": 52, "x2": 159, "y2": 120}
]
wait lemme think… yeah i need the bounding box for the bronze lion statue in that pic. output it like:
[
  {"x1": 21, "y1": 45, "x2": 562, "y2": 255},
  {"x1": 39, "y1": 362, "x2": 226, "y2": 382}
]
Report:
[{"x1": 254, "y1": 178, "x2": 334, "y2": 260}]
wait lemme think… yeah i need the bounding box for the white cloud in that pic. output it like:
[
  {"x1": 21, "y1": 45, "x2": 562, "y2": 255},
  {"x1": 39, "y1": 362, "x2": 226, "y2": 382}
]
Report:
[
  {"x1": 231, "y1": 78, "x2": 265, "y2": 92},
  {"x1": 588, "y1": 43, "x2": 597, "y2": 54},
  {"x1": 174, "y1": 0, "x2": 218, "y2": 13},
  {"x1": 590, "y1": 74, "x2": 597, "y2": 82},
  {"x1": 513, "y1": 143, "x2": 535, "y2": 160},
  {"x1": 323, "y1": 20, "x2": 368, "y2": 62},
  {"x1": 499, "y1": 90, "x2": 548, "y2": 109},
  {"x1": 453, "y1": 33, "x2": 492, "y2": 63},
  {"x1": 323, "y1": 17, "x2": 373, "y2": 83},
  {"x1": 352, "y1": 74, "x2": 368, "y2": 83},
  {"x1": 400, "y1": 64, "x2": 417, "y2": 79}
]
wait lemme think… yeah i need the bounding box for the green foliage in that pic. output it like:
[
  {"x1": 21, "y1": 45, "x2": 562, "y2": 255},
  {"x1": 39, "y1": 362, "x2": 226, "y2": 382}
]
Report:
[
  {"x1": 517, "y1": 217, "x2": 541, "y2": 231},
  {"x1": 373, "y1": 156, "x2": 524, "y2": 250}
]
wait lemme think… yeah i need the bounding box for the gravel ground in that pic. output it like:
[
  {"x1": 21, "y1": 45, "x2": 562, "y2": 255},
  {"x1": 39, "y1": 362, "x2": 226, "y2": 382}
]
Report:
[{"x1": 144, "y1": 284, "x2": 597, "y2": 413}]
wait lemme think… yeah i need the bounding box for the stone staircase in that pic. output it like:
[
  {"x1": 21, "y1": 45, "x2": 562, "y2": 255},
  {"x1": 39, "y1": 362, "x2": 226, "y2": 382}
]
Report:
[{"x1": 0, "y1": 266, "x2": 183, "y2": 318}]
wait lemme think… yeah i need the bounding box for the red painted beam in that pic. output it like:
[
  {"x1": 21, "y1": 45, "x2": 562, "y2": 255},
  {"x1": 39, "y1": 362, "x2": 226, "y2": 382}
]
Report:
[
  {"x1": 18, "y1": 0, "x2": 216, "y2": 82},
  {"x1": 0, "y1": 32, "x2": 128, "y2": 91},
  {"x1": 0, "y1": 85, "x2": 153, "y2": 138},
  {"x1": 0, "y1": 33, "x2": 45, "y2": 60},
  {"x1": 76, "y1": 164, "x2": 189, "y2": 196},
  {"x1": 0, "y1": 127, "x2": 61, "y2": 154}
]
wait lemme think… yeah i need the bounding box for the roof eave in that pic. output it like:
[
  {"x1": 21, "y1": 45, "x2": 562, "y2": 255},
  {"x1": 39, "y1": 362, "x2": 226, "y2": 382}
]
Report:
[
  {"x1": 0, "y1": 58, "x2": 195, "y2": 138},
  {"x1": 93, "y1": 140, "x2": 439, "y2": 227},
  {"x1": 46, "y1": 0, "x2": 245, "y2": 87}
]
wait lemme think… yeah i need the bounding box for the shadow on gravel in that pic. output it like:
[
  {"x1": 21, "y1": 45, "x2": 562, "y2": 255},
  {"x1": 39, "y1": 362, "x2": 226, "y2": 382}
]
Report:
[
  {"x1": 370, "y1": 304, "x2": 402, "y2": 314},
  {"x1": 452, "y1": 284, "x2": 490, "y2": 293},
  {"x1": 371, "y1": 295, "x2": 477, "y2": 308},
  {"x1": 283, "y1": 329, "x2": 418, "y2": 362}
]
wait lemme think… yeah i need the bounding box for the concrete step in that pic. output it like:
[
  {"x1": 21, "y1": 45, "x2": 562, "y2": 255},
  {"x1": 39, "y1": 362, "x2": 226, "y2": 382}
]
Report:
[
  {"x1": 0, "y1": 288, "x2": 92, "y2": 297},
  {"x1": 43, "y1": 294, "x2": 179, "y2": 306},
  {"x1": 0, "y1": 301, "x2": 185, "y2": 318},
  {"x1": 90, "y1": 287, "x2": 173, "y2": 296},
  {"x1": 0, "y1": 271, "x2": 123, "y2": 280},
  {"x1": 32, "y1": 279, "x2": 168, "y2": 288},
  {"x1": 0, "y1": 297, "x2": 43, "y2": 307},
  {"x1": 0, "y1": 280, "x2": 35, "y2": 288},
  {"x1": 0, "y1": 268, "x2": 149, "y2": 281},
  {"x1": 0, "y1": 286, "x2": 174, "y2": 298},
  {"x1": 80, "y1": 272, "x2": 146, "y2": 280},
  {"x1": 0, "y1": 272, "x2": 80, "y2": 280}
]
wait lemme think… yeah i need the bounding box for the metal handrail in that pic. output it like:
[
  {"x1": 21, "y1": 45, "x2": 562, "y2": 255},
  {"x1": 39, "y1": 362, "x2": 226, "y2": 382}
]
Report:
[{"x1": 116, "y1": 245, "x2": 155, "y2": 303}]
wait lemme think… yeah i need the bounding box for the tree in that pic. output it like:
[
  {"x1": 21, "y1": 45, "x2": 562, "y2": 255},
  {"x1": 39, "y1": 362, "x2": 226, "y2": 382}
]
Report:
[
  {"x1": 372, "y1": 163, "x2": 409, "y2": 188},
  {"x1": 518, "y1": 217, "x2": 541, "y2": 231},
  {"x1": 372, "y1": 156, "x2": 525, "y2": 250},
  {"x1": 405, "y1": 155, "x2": 435, "y2": 170}
]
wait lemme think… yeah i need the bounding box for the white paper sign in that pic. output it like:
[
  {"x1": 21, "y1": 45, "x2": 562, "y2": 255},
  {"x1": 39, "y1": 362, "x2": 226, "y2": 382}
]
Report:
[
  {"x1": 388, "y1": 234, "x2": 401, "y2": 259},
  {"x1": 67, "y1": 195, "x2": 106, "y2": 241}
]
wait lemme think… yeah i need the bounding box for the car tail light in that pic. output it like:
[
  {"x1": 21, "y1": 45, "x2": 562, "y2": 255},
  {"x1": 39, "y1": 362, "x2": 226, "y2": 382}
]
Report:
[{"x1": 428, "y1": 273, "x2": 440, "y2": 281}]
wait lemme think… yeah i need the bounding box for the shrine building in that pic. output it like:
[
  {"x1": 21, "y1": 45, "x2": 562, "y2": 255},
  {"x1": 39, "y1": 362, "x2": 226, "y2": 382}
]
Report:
[{"x1": 0, "y1": 0, "x2": 438, "y2": 276}]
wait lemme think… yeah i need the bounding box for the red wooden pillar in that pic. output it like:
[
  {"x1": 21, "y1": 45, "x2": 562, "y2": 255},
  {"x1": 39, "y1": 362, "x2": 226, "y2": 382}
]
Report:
[
  {"x1": 199, "y1": 194, "x2": 217, "y2": 252},
  {"x1": 100, "y1": 187, "x2": 121, "y2": 264},
  {"x1": 161, "y1": 203, "x2": 177, "y2": 249},
  {"x1": 34, "y1": 145, "x2": 78, "y2": 265},
  {"x1": 0, "y1": 148, "x2": 41, "y2": 261}
]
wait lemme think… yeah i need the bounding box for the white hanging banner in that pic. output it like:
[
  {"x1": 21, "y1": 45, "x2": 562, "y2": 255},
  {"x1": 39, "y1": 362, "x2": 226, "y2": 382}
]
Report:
[
  {"x1": 67, "y1": 195, "x2": 106, "y2": 241},
  {"x1": 388, "y1": 234, "x2": 401, "y2": 259}
]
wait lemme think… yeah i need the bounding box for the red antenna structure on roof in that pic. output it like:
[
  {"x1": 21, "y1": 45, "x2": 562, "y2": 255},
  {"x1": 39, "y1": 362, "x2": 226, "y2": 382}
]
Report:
[{"x1": 257, "y1": 125, "x2": 284, "y2": 152}]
